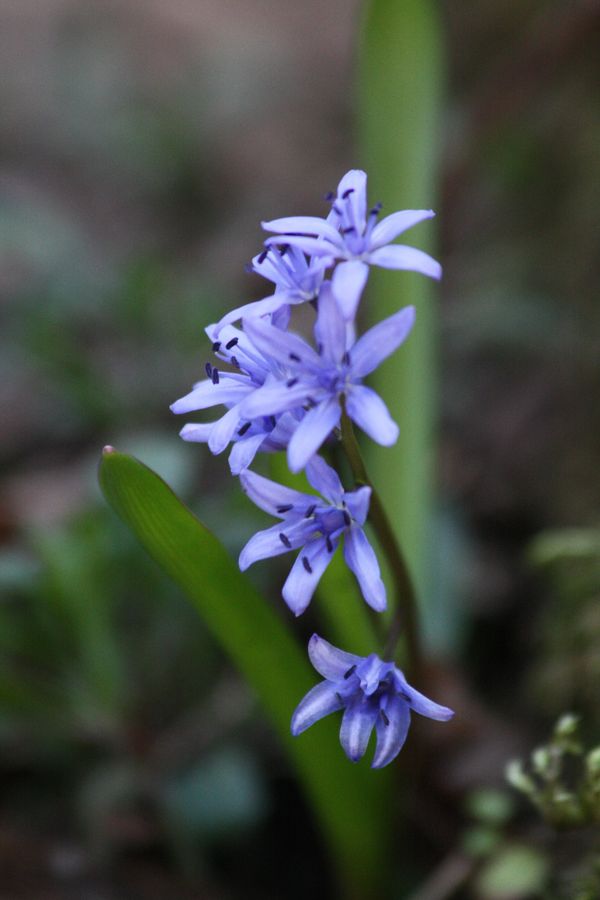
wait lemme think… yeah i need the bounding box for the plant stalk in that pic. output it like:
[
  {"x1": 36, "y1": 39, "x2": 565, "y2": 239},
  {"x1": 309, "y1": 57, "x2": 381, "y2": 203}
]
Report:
[{"x1": 340, "y1": 411, "x2": 423, "y2": 679}]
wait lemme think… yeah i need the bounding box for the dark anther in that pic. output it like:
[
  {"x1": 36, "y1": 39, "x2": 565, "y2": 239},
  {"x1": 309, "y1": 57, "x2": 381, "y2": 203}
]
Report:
[
  {"x1": 332, "y1": 204, "x2": 343, "y2": 217},
  {"x1": 325, "y1": 535, "x2": 334, "y2": 553},
  {"x1": 238, "y1": 421, "x2": 251, "y2": 436},
  {"x1": 324, "y1": 190, "x2": 335, "y2": 201},
  {"x1": 289, "y1": 352, "x2": 301, "y2": 362},
  {"x1": 286, "y1": 377, "x2": 298, "y2": 388},
  {"x1": 279, "y1": 533, "x2": 292, "y2": 548},
  {"x1": 342, "y1": 350, "x2": 350, "y2": 365},
  {"x1": 212, "y1": 367, "x2": 220, "y2": 385},
  {"x1": 304, "y1": 504, "x2": 316, "y2": 518},
  {"x1": 269, "y1": 416, "x2": 277, "y2": 429},
  {"x1": 205, "y1": 362, "x2": 213, "y2": 378},
  {"x1": 225, "y1": 337, "x2": 238, "y2": 350},
  {"x1": 212, "y1": 341, "x2": 221, "y2": 352},
  {"x1": 302, "y1": 556, "x2": 313, "y2": 574},
  {"x1": 258, "y1": 249, "x2": 269, "y2": 264},
  {"x1": 279, "y1": 244, "x2": 289, "y2": 255},
  {"x1": 230, "y1": 356, "x2": 240, "y2": 368},
  {"x1": 283, "y1": 231, "x2": 318, "y2": 238},
  {"x1": 306, "y1": 396, "x2": 317, "y2": 408},
  {"x1": 342, "y1": 226, "x2": 356, "y2": 235},
  {"x1": 276, "y1": 504, "x2": 293, "y2": 514},
  {"x1": 369, "y1": 203, "x2": 382, "y2": 216},
  {"x1": 380, "y1": 709, "x2": 390, "y2": 727},
  {"x1": 342, "y1": 510, "x2": 351, "y2": 527},
  {"x1": 342, "y1": 188, "x2": 355, "y2": 199},
  {"x1": 344, "y1": 665, "x2": 357, "y2": 680}
]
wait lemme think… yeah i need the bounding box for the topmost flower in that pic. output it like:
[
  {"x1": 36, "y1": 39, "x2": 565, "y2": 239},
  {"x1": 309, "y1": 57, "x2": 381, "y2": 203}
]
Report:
[{"x1": 262, "y1": 169, "x2": 441, "y2": 320}]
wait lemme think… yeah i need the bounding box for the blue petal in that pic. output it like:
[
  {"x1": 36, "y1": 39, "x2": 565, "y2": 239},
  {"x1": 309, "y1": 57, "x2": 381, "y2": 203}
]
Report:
[
  {"x1": 179, "y1": 423, "x2": 213, "y2": 443},
  {"x1": 290, "y1": 681, "x2": 345, "y2": 736},
  {"x1": 241, "y1": 379, "x2": 317, "y2": 419},
  {"x1": 305, "y1": 455, "x2": 344, "y2": 504},
  {"x1": 215, "y1": 293, "x2": 295, "y2": 333},
  {"x1": 339, "y1": 694, "x2": 379, "y2": 763},
  {"x1": 228, "y1": 433, "x2": 266, "y2": 474},
  {"x1": 171, "y1": 380, "x2": 250, "y2": 414},
  {"x1": 350, "y1": 306, "x2": 415, "y2": 378},
  {"x1": 369, "y1": 209, "x2": 435, "y2": 249},
  {"x1": 242, "y1": 316, "x2": 322, "y2": 373},
  {"x1": 240, "y1": 469, "x2": 316, "y2": 516},
  {"x1": 336, "y1": 170, "x2": 367, "y2": 232},
  {"x1": 261, "y1": 215, "x2": 343, "y2": 244},
  {"x1": 307, "y1": 634, "x2": 363, "y2": 681},
  {"x1": 314, "y1": 281, "x2": 347, "y2": 364},
  {"x1": 345, "y1": 385, "x2": 399, "y2": 446},
  {"x1": 270, "y1": 304, "x2": 292, "y2": 330},
  {"x1": 265, "y1": 235, "x2": 338, "y2": 258},
  {"x1": 343, "y1": 485, "x2": 371, "y2": 526},
  {"x1": 394, "y1": 671, "x2": 455, "y2": 722},
  {"x1": 369, "y1": 245, "x2": 442, "y2": 280},
  {"x1": 208, "y1": 405, "x2": 242, "y2": 454},
  {"x1": 372, "y1": 695, "x2": 411, "y2": 768},
  {"x1": 238, "y1": 519, "x2": 314, "y2": 571},
  {"x1": 287, "y1": 397, "x2": 342, "y2": 473},
  {"x1": 282, "y1": 536, "x2": 338, "y2": 616},
  {"x1": 331, "y1": 260, "x2": 369, "y2": 320},
  {"x1": 343, "y1": 526, "x2": 386, "y2": 612}
]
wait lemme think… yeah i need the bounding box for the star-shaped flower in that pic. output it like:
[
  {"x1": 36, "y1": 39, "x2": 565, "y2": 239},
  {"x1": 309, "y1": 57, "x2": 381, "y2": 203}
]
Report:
[
  {"x1": 291, "y1": 635, "x2": 454, "y2": 768},
  {"x1": 170, "y1": 322, "x2": 301, "y2": 474},
  {"x1": 239, "y1": 457, "x2": 386, "y2": 615},
  {"x1": 263, "y1": 169, "x2": 441, "y2": 319},
  {"x1": 240, "y1": 282, "x2": 415, "y2": 472},
  {"x1": 214, "y1": 245, "x2": 327, "y2": 334}
]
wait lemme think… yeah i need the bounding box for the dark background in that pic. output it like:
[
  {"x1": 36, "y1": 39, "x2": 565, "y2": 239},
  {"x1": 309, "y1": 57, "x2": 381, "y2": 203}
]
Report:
[{"x1": 1, "y1": 1, "x2": 599, "y2": 897}]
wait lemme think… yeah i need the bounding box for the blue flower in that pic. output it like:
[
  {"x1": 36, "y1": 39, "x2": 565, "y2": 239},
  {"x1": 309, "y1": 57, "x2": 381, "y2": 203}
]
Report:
[
  {"x1": 215, "y1": 245, "x2": 327, "y2": 333},
  {"x1": 170, "y1": 322, "x2": 302, "y2": 474},
  {"x1": 238, "y1": 456, "x2": 386, "y2": 615},
  {"x1": 262, "y1": 169, "x2": 441, "y2": 319},
  {"x1": 240, "y1": 283, "x2": 415, "y2": 472},
  {"x1": 291, "y1": 635, "x2": 454, "y2": 768}
]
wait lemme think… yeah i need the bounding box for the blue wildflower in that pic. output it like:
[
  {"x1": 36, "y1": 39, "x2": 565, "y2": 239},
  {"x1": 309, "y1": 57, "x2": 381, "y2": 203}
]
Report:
[
  {"x1": 240, "y1": 282, "x2": 415, "y2": 472},
  {"x1": 238, "y1": 456, "x2": 386, "y2": 615},
  {"x1": 215, "y1": 245, "x2": 327, "y2": 333},
  {"x1": 291, "y1": 635, "x2": 454, "y2": 768},
  {"x1": 262, "y1": 169, "x2": 441, "y2": 319},
  {"x1": 170, "y1": 322, "x2": 301, "y2": 474}
]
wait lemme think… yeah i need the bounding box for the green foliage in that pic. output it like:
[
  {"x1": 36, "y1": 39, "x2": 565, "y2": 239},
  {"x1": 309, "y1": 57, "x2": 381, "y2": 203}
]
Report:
[
  {"x1": 358, "y1": 0, "x2": 443, "y2": 628},
  {"x1": 506, "y1": 714, "x2": 600, "y2": 829},
  {"x1": 99, "y1": 448, "x2": 391, "y2": 899}
]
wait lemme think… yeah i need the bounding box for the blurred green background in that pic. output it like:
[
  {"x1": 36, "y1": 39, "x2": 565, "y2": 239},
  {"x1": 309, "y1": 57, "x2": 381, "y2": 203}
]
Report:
[{"x1": 1, "y1": 1, "x2": 599, "y2": 897}]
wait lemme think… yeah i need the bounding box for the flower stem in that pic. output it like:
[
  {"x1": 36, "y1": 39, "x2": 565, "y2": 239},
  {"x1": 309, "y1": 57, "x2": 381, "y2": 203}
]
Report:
[{"x1": 340, "y1": 411, "x2": 423, "y2": 679}]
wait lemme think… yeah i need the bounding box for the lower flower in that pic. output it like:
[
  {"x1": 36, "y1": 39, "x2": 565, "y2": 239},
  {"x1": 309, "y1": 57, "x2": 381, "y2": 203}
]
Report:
[{"x1": 291, "y1": 635, "x2": 454, "y2": 768}]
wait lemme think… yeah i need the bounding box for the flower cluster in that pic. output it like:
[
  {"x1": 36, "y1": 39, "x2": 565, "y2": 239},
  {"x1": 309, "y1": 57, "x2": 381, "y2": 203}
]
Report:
[{"x1": 172, "y1": 170, "x2": 453, "y2": 766}]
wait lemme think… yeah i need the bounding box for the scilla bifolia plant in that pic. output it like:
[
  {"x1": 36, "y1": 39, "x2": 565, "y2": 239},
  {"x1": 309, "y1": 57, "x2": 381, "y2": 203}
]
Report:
[{"x1": 171, "y1": 170, "x2": 454, "y2": 768}]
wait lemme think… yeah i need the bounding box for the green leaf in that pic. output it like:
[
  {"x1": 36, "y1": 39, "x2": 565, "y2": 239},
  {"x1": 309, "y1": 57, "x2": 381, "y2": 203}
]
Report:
[
  {"x1": 358, "y1": 0, "x2": 443, "y2": 617},
  {"x1": 99, "y1": 449, "x2": 390, "y2": 898}
]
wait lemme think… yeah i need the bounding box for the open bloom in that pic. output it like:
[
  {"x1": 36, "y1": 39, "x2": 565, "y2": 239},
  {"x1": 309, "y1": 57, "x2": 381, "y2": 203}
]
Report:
[
  {"x1": 170, "y1": 322, "x2": 301, "y2": 474},
  {"x1": 291, "y1": 635, "x2": 454, "y2": 768},
  {"x1": 215, "y1": 245, "x2": 326, "y2": 333},
  {"x1": 238, "y1": 456, "x2": 386, "y2": 615},
  {"x1": 240, "y1": 283, "x2": 415, "y2": 472},
  {"x1": 263, "y1": 169, "x2": 441, "y2": 319}
]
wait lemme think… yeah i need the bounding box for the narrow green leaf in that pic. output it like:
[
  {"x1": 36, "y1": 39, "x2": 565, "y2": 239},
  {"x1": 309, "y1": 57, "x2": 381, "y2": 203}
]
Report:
[
  {"x1": 99, "y1": 449, "x2": 390, "y2": 898},
  {"x1": 358, "y1": 0, "x2": 443, "y2": 611}
]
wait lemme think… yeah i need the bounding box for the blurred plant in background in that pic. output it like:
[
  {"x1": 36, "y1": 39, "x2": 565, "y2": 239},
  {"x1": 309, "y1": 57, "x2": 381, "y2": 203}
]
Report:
[{"x1": 1, "y1": 0, "x2": 599, "y2": 897}]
